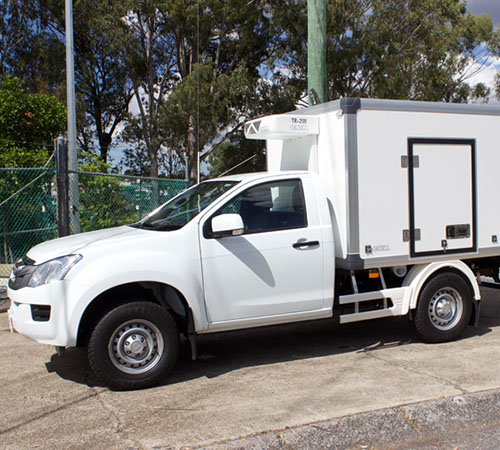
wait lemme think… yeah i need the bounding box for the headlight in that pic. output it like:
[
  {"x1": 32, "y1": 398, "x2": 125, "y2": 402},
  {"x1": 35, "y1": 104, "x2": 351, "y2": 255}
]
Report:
[{"x1": 28, "y1": 254, "x2": 82, "y2": 287}]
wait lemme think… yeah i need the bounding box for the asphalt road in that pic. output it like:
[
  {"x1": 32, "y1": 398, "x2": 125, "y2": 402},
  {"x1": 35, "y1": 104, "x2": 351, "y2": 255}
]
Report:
[{"x1": 1, "y1": 287, "x2": 500, "y2": 449}]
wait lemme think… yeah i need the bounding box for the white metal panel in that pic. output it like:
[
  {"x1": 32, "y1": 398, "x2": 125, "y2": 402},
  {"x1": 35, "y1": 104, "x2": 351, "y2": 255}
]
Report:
[
  {"x1": 266, "y1": 139, "x2": 284, "y2": 172},
  {"x1": 315, "y1": 111, "x2": 348, "y2": 259},
  {"x1": 412, "y1": 143, "x2": 473, "y2": 254},
  {"x1": 356, "y1": 111, "x2": 409, "y2": 260},
  {"x1": 267, "y1": 136, "x2": 318, "y2": 172},
  {"x1": 266, "y1": 102, "x2": 500, "y2": 265},
  {"x1": 200, "y1": 176, "x2": 327, "y2": 323},
  {"x1": 356, "y1": 108, "x2": 500, "y2": 263}
]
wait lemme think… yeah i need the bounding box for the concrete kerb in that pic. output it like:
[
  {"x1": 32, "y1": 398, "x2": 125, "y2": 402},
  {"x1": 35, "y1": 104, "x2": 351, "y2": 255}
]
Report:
[{"x1": 194, "y1": 389, "x2": 500, "y2": 450}]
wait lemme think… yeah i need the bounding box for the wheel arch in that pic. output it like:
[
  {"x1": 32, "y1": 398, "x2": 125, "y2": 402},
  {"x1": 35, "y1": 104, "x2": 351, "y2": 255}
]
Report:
[
  {"x1": 404, "y1": 260, "x2": 480, "y2": 313},
  {"x1": 76, "y1": 281, "x2": 194, "y2": 347}
]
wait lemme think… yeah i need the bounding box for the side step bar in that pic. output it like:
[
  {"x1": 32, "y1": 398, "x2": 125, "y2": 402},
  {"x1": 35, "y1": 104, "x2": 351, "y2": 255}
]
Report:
[{"x1": 339, "y1": 287, "x2": 408, "y2": 324}]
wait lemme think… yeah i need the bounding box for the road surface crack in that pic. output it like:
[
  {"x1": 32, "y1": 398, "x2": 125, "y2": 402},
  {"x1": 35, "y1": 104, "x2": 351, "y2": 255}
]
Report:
[
  {"x1": 93, "y1": 388, "x2": 141, "y2": 448},
  {"x1": 394, "y1": 406, "x2": 422, "y2": 436},
  {"x1": 357, "y1": 344, "x2": 468, "y2": 395}
]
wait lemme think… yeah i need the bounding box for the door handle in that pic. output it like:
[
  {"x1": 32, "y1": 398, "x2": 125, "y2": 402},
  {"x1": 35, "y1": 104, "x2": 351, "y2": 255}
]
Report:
[{"x1": 293, "y1": 240, "x2": 320, "y2": 249}]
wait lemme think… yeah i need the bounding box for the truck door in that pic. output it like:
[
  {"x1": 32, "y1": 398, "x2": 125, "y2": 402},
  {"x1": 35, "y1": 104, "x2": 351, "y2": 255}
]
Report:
[
  {"x1": 408, "y1": 138, "x2": 476, "y2": 257},
  {"x1": 199, "y1": 177, "x2": 326, "y2": 323}
]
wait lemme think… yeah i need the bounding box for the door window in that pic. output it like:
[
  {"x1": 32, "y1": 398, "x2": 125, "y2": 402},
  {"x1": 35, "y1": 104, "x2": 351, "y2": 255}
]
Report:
[{"x1": 216, "y1": 179, "x2": 307, "y2": 234}]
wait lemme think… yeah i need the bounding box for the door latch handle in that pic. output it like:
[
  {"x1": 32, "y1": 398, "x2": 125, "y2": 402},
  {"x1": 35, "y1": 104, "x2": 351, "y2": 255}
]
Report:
[{"x1": 293, "y1": 240, "x2": 320, "y2": 249}]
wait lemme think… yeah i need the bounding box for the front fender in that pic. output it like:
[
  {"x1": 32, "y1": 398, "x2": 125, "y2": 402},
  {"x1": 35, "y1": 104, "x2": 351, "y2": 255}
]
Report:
[{"x1": 64, "y1": 249, "x2": 207, "y2": 346}]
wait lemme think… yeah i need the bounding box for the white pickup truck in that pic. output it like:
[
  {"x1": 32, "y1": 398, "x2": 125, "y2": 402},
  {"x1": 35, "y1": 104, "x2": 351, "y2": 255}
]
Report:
[{"x1": 10, "y1": 98, "x2": 500, "y2": 389}]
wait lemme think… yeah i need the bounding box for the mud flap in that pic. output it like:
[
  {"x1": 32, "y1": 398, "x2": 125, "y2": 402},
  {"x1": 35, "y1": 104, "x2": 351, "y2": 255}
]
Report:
[{"x1": 470, "y1": 299, "x2": 480, "y2": 327}]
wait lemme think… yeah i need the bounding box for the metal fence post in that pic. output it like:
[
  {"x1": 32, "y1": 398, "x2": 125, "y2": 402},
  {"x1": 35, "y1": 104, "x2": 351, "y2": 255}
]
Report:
[{"x1": 56, "y1": 137, "x2": 70, "y2": 237}]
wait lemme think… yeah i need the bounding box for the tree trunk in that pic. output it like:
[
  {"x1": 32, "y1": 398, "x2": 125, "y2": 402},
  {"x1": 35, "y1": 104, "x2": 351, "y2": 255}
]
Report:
[
  {"x1": 149, "y1": 150, "x2": 159, "y2": 178},
  {"x1": 98, "y1": 132, "x2": 112, "y2": 163},
  {"x1": 187, "y1": 113, "x2": 198, "y2": 185}
]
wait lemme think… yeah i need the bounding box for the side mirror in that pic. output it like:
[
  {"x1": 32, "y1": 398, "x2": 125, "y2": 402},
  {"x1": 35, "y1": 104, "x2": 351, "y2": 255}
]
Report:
[{"x1": 211, "y1": 214, "x2": 244, "y2": 237}]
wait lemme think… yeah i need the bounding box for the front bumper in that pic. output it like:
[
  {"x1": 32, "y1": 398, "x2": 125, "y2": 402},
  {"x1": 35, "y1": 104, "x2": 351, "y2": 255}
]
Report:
[{"x1": 8, "y1": 281, "x2": 72, "y2": 346}]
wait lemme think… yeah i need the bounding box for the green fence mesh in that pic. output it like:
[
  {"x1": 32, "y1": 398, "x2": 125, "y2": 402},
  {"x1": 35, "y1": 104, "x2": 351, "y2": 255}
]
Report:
[
  {"x1": 0, "y1": 168, "x2": 188, "y2": 278},
  {"x1": 76, "y1": 172, "x2": 188, "y2": 231},
  {"x1": 0, "y1": 168, "x2": 57, "y2": 277}
]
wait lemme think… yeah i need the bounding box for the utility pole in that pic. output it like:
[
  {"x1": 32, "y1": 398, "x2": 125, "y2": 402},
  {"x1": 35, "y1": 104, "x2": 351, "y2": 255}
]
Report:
[
  {"x1": 65, "y1": 0, "x2": 80, "y2": 233},
  {"x1": 308, "y1": 0, "x2": 327, "y2": 106}
]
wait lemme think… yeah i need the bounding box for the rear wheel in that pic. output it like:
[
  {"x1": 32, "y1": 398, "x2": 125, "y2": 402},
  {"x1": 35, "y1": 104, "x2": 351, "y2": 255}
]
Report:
[
  {"x1": 88, "y1": 301, "x2": 179, "y2": 390},
  {"x1": 412, "y1": 272, "x2": 472, "y2": 343}
]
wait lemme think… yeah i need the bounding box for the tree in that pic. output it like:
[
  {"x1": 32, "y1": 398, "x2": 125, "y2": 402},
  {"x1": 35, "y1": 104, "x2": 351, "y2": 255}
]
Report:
[
  {"x1": 162, "y1": 0, "x2": 306, "y2": 184},
  {"x1": 0, "y1": 75, "x2": 65, "y2": 264},
  {"x1": 270, "y1": 1, "x2": 500, "y2": 103},
  {"x1": 207, "y1": 136, "x2": 266, "y2": 179},
  {"x1": 0, "y1": 75, "x2": 66, "y2": 167},
  {"x1": 323, "y1": 0, "x2": 500, "y2": 102},
  {"x1": 113, "y1": 1, "x2": 302, "y2": 183},
  {"x1": 0, "y1": 0, "x2": 65, "y2": 94},
  {"x1": 119, "y1": 141, "x2": 185, "y2": 178},
  {"x1": 114, "y1": 0, "x2": 178, "y2": 179},
  {"x1": 34, "y1": 0, "x2": 134, "y2": 162},
  {"x1": 5, "y1": 0, "x2": 497, "y2": 181},
  {"x1": 0, "y1": 1, "x2": 28, "y2": 75}
]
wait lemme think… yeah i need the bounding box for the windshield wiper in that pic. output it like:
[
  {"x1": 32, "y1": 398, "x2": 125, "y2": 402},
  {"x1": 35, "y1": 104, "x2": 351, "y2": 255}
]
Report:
[
  {"x1": 128, "y1": 222, "x2": 154, "y2": 229},
  {"x1": 154, "y1": 224, "x2": 182, "y2": 231},
  {"x1": 130, "y1": 221, "x2": 181, "y2": 231}
]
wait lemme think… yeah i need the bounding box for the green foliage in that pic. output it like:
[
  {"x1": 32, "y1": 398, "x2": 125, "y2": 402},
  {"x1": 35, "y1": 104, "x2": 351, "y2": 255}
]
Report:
[
  {"x1": 2, "y1": 0, "x2": 500, "y2": 180},
  {"x1": 207, "y1": 135, "x2": 266, "y2": 179},
  {"x1": 323, "y1": 0, "x2": 500, "y2": 102},
  {"x1": 119, "y1": 144, "x2": 186, "y2": 179},
  {"x1": 32, "y1": 0, "x2": 133, "y2": 162},
  {"x1": 111, "y1": 0, "x2": 303, "y2": 182},
  {"x1": 78, "y1": 157, "x2": 137, "y2": 231},
  {"x1": 0, "y1": 75, "x2": 66, "y2": 167},
  {"x1": 0, "y1": 1, "x2": 66, "y2": 94}
]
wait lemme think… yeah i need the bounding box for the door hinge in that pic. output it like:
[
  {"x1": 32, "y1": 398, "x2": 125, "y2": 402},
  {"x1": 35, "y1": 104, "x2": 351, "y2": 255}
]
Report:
[{"x1": 401, "y1": 155, "x2": 419, "y2": 168}]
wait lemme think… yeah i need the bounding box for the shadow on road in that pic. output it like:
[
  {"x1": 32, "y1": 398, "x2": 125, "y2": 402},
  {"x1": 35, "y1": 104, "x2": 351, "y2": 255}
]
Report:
[{"x1": 45, "y1": 287, "x2": 500, "y2": 390}]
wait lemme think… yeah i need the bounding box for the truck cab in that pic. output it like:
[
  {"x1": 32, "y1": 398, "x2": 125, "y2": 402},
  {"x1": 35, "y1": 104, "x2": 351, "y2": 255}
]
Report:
[{"x1": 8, "y1": 171, "x2": 337, "y2": 389}]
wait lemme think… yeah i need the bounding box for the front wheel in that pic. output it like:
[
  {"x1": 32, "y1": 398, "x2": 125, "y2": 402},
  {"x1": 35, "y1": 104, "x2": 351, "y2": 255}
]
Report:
[
  {"x1": 88, "y1": 301, "x2": 179, "y2": 390},
  {"x1": 412, "y1": 272, "x2": 473, "y2": 343}
]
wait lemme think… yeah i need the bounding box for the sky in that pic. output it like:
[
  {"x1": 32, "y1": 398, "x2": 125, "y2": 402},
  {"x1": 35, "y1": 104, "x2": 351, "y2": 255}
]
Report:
[
  {"x1": 467, "y1": 0, "x2": 500, "y2": 23},
  {"x1": 465, "y1": 1, "x2": 500, "y2": 101}
]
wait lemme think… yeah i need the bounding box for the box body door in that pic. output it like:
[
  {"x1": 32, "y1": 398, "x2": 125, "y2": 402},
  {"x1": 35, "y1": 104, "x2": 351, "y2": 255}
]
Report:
[{"x1": 409, "y1": 138, "x2": 476, "y2": 257}]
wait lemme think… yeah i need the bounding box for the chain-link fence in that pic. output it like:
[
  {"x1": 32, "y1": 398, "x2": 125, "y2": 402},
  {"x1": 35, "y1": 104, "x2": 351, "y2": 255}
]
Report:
[
  {"x1": 76, "y1": 171, "x2": 188, "y2": 232},
  {"x1": 0, "y1": 168, "x2": 188, "y2": 278},
  {"x1": 0, "y1": 168, "x2": 58, "y2": 277}
]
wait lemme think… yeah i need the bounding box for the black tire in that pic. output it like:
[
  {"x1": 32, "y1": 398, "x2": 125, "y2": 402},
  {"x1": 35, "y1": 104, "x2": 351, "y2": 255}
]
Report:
[
  {"x1": 88, "y1": 301, "x2": 179, "y2": 390},
  {"x1": 412, "y1": 272, "x2": 472, "y2": 343}
]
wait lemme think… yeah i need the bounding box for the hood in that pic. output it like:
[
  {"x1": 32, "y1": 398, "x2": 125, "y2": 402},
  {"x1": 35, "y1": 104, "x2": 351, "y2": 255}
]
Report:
[{"x1": 27, "y1": 226, "x2": 143, "y2": 264}]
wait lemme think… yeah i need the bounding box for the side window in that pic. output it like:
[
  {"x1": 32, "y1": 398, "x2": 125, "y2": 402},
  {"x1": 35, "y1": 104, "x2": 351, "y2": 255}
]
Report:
[{"x1": 218, "y1": 179, "x2": 307, "y2": 233}]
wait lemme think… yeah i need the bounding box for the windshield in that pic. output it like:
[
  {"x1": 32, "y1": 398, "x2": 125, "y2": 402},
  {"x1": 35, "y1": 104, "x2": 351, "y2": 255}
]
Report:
[{"x1": 132, "y1": 180, "x2": 239, "y2": 231}]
